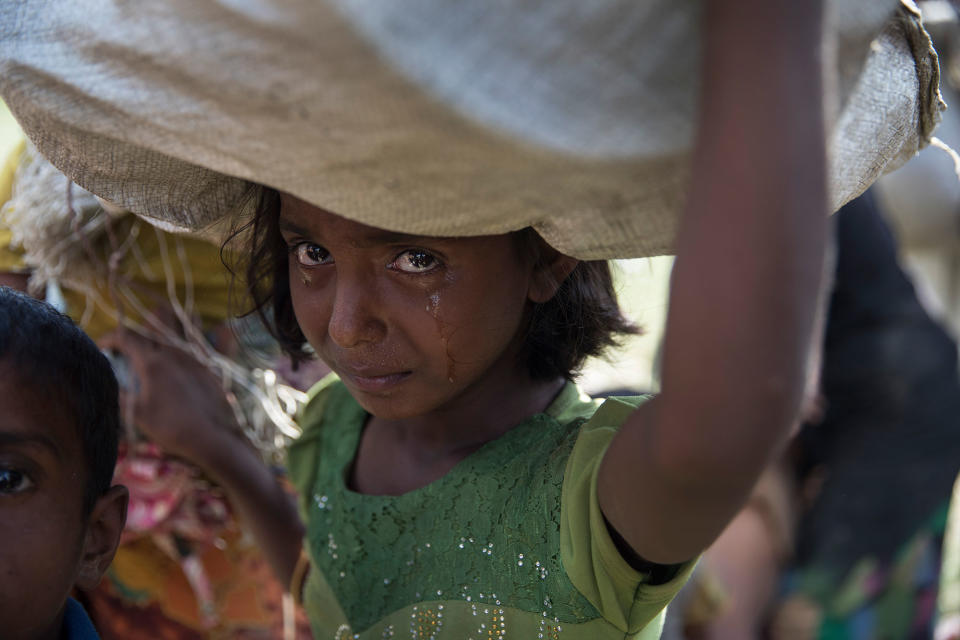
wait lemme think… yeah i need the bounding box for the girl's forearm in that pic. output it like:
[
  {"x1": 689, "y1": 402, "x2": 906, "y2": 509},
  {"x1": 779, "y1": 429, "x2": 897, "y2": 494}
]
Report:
[
  {"x1": 662, "y1": 0, "x2": 828, "y2": 446},
  {"x1": 600, "y1": 0, "x2": 828, "y2": 563}
]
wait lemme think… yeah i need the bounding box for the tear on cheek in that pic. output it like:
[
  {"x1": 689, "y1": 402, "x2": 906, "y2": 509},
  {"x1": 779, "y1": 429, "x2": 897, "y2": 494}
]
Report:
[
  {"x1": 424, "y1": 290, "x2": 456, "y2": 383},
  {"x1": 297, "y1": 266, "x2": 312, "y2": 286}
]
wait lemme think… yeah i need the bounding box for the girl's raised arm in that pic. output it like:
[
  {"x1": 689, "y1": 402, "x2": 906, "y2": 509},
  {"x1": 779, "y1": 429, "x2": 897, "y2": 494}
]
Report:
[{"x1": 598, "y1": 0, "x2": 829, "y2": 565}]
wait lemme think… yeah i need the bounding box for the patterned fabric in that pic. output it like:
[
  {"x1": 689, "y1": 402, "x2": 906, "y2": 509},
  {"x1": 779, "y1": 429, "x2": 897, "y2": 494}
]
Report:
[
  {"x1": 776, "y1": 504, "x2": 947, "y2": 640},
  {"x1": 80, "y1": 442, "x2": 314, "y2": 640},
  {"x1": 116, "y1": 442, "x2": 232, "y2": 544},
  {"x1": 287, "y1": 377, "x2": 694, "y2": 639},
  {"x1": 78, "y1": 440, "x2": 314, "y2": 639},
  {"x1": 82, "y1": 528, "x2": 312, "y2": 640}
]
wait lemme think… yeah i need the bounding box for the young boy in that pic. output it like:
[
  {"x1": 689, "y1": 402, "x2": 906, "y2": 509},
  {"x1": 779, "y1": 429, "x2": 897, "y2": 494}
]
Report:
[{"x1": 0, "y1": 286, "x2": 127, "y2": 640}]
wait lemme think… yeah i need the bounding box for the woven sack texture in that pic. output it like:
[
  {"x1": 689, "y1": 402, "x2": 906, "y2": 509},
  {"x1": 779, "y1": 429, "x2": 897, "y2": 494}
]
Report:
[{"x1": 0, "y1": 0, "x2": 943, "y2": 258}]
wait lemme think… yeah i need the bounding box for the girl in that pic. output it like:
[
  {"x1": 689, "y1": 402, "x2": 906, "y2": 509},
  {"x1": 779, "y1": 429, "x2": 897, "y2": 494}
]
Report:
[{"x1": 101, "y1": 1, "x2": 829, "y2": 638}]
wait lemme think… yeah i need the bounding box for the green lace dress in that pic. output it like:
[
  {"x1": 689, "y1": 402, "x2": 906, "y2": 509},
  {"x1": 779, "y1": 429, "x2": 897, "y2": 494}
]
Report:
[{"x1": 287, "y1": 377, "x2": 694, "y2": 639}]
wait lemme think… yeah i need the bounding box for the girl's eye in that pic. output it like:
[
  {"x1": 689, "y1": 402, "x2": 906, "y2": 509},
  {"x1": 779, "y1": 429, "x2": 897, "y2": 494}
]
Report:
[
  {"x1": 0, "y1": 468, "x2": 33, "y2": 495},
  {"x1": 292, "y1": 242, "x2": 331, "y2": 267},
  {"x1": 391, "y1": 249, "x2": 440, "y2": 273}
]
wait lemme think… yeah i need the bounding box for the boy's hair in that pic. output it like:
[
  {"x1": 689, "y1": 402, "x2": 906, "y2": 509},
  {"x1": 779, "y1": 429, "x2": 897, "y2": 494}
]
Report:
[
  {"x1": 0, "y1": 287, "x2": 119, "y2": 515},
  {"x1": 236, "y1": 188, "x2": 637, "y2": 380}
]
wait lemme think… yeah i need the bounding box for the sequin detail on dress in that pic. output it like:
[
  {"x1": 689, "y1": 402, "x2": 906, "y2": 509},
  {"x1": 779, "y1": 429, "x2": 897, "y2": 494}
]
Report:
[{"x1": 297, "y1": 382, "x2": 603, "y2": 634}]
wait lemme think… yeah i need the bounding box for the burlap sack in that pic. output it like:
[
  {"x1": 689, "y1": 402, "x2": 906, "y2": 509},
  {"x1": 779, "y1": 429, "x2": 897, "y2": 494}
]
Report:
[{"x1": 0, "y1": 0, "x2": 944, "y2": 258}]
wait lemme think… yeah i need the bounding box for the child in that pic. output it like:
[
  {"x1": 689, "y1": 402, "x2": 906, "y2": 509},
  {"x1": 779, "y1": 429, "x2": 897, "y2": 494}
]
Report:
[
  {"x1": 0, "y1": 130, "x2": 315, "y2": 638},
  {"x1": 0, "y1": 286, "x2": 128, "y2": 640},
  {"x1": 97, "y1": 2, "x2": 832, "y2": 637}
]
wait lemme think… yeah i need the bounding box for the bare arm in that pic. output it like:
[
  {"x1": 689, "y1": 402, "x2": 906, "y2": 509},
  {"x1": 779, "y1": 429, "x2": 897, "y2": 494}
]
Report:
[
  {"x1": 598, "y1": 0, "x2": 828, "y2": 564},
  {"x1": 98, "y1": 331, "x2": 305, "y2": 588}
]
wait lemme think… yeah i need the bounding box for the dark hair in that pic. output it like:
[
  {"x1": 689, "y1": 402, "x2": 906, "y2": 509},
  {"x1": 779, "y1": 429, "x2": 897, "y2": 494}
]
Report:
[
  {"x1": 234, "y1": 187, "x2": 637, "y2": 380},
  {"x1": 0, "y1": 287, "x2": 120, "y2": 515},
  {"x1": 514, "y1": 228, "x2": 639, "y2": 380}
]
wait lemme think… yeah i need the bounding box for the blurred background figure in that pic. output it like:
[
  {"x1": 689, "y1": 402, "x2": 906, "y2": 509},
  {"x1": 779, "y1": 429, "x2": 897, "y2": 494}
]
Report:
[
  {"x1": 0, "y1": 105, "x2": 314, "y2": 640},
  {"x1": 661, "y1": 190, "x2": 960, "y2": 640},
  {"x1": 765, "y1": 191, "x2": 960, "y2": 640}
]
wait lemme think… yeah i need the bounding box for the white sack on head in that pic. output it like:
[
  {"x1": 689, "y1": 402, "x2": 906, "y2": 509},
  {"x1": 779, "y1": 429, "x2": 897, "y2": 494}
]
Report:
[{"x1": 0, "y1": 0, "x2": 944, "y2": 259}]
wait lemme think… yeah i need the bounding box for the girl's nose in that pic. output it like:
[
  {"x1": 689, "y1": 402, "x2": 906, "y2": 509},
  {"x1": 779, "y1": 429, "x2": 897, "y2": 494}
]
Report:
[{"x1": 326, "y1": 274, "x2": 387, "y2": 348}]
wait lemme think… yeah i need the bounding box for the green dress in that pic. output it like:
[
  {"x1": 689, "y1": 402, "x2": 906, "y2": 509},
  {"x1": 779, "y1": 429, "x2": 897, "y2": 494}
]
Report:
[{"x1": 287, "y1": 377, "x2": 694, "y2": 639}]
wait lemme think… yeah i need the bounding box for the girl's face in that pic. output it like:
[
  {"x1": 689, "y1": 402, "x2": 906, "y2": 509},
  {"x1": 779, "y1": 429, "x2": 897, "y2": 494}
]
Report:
[{"x1": 278, "y1": 194, "x2": 539, "y2": 420}]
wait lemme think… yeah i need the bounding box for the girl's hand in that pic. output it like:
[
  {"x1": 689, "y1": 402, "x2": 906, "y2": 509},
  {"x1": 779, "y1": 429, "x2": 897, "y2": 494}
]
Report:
[{"x1": 97, "y1": 330, "x2": 242, "y2": 466}]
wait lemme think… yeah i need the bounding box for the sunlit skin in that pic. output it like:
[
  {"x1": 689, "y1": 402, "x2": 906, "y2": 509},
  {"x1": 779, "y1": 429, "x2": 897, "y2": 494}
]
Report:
[
  {"x1": 279, "y1": 193, "x2": 576, "y2": 496},
  {"x1": 0, "y1": 362, "x2": 125, "y2": 640}
]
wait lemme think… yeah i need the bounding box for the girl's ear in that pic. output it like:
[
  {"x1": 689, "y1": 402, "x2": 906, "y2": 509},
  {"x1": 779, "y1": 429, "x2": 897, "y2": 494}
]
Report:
[
  {"x1": 76, "y1": 485, "x2": 129, "y2": 591},
  {"x1": 528, "y1": 248, "x2": 579, "y2": 304}
]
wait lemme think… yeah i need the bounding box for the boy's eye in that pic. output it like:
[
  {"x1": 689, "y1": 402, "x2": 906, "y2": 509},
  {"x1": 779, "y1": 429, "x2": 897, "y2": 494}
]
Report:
[
  {"x1": 0, "y1": 468, "x2": 33, "y2": 495},
  {"x1": 292, "y1": 242, "x2": 331, "y2": 267},
  {"x1": 391, "y1": 249, "x2": 440, "y2": 273}
]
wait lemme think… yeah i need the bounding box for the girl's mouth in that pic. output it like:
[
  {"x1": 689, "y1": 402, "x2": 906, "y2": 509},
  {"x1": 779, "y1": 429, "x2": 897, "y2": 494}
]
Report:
[{"x1": 341, "y1": 370, "x2": 412, "y2": 393}]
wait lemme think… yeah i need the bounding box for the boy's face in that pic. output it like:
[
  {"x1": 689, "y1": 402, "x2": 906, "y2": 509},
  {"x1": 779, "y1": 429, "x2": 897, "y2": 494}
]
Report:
[
  {"x1": 0, "y1": 364, "x2": 126, "y2": 640},
  {"x1": 279, "y1": 194, "x2": 544, "y2": 421}
]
